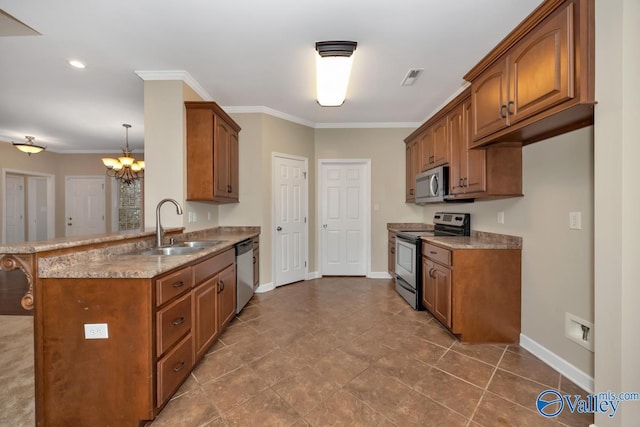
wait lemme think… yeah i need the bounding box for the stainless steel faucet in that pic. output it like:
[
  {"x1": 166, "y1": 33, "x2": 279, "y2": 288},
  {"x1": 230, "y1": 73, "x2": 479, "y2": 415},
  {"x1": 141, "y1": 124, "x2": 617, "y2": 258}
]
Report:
[{"x1": 155, "y1": 198, "x2": 183, "y2": 247}]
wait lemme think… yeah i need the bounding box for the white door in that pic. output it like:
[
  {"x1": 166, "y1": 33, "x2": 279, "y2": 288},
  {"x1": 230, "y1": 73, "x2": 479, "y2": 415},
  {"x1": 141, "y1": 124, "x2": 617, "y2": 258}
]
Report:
[
  {"x1": 65, "y1": 176, "x2": 106, "y2": 237},
  {"x1": 320, "y1": 161, "x2": 369, "y2": 276},
  {"x1": 28, "y1": 177, "x2": 49, "y2": 241},
  {"x1": 5, "y1": 175, "x2": 25, "y2": 243},
  {"x1": 273, "y1": 155, "x2": 307, "y2": 287}
]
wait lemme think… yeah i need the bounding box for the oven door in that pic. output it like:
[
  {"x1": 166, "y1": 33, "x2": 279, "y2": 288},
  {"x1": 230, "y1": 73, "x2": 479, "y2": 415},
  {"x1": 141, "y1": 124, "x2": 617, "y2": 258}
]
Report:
[{"x1": 395, "y1": 236, "x2": 417, "y2": 288}]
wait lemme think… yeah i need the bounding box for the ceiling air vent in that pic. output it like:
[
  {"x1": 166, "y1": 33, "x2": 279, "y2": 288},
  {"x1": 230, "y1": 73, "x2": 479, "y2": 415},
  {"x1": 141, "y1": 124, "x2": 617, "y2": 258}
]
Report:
[{"x1": 401, "y1": 68, "x2": 424, "y2": 86}]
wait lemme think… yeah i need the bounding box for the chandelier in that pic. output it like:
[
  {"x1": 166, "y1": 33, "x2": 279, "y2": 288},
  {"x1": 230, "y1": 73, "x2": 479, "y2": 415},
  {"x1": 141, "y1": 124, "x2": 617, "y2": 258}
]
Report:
[{"x1": 101, "y1": 124, "x2": 144, "y2": 185}]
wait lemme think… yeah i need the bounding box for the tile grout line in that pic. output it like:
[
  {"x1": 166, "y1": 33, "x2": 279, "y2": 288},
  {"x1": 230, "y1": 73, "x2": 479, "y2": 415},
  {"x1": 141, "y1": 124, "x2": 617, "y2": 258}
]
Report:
[{"x1": 465, "y1": 345, "x2": 509, "y2": 426}]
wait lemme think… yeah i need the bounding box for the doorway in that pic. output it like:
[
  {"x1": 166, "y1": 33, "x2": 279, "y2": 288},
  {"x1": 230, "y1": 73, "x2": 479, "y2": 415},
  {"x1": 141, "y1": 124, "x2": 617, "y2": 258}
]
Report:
[
  {"x1": 2, "y1": 170, "x2": 55, "y2": 244},
  {"x1": 272, "y1": 153, "x2": 308, "y2": 287},
  {"x1": 65, "y1": 176, "x2": 106, "y2": 237},
  {"x1": 318, "y1": 160, "x2": 371, "y2": 276}
]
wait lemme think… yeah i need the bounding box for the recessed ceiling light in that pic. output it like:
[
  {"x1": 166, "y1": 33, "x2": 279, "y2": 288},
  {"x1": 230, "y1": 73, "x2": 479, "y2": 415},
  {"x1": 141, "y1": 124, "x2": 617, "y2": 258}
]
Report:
[{"x1": 68, "y1": 60, "x2": 85, "y2": 69}]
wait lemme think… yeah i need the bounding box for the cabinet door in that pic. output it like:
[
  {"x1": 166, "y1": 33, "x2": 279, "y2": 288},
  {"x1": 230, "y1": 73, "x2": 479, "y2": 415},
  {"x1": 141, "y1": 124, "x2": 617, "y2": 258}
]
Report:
[
  {"x1": 388, "y1": 242, "x2": 396, "y2": 276},
  {"x1": 448, "y1": 105, "x2": 465, "y2": 195},
  {"x1": 431, "y1": 117, "x2": 449, "y2": 167},
  {"x1": 217, "y1": 263, "x2": 236, "y2": 330},
  {"x1": 419, "y1": 131, "x2": 432, "y2": 172},
  {"x1": 463, "y1": 99, "x2": 486, "y2": 194},
  {"x1": 186, "y1": 108, "x2": 215, "y2": 201},
  {"x1": 253, "y1": 247, "x2": 260, "y2": 288},
  {"x1": 214, "y1": 115, "x2": 231, "y2": 199},
  {"x1": 470, "y1": 58, "x2": 508, "y2": 143},
  {"x1": 432, "y1": 262, "x2": 452, "y2": 329},
  {"x1": 508, "y1": 3, "x2": 574, "y2": 125},
  {"x1": 405, "y1": 140, "x2": 418, "y2": 202},
  {"x1": 193, "y1": 276, "x2": 219, "y2": 361},
  {"x1": 228, "y1": 129, "x2": 240, "y2": 201},
  {"x1": 422, "y1": 258, "x2": 435, "y2": 313}
]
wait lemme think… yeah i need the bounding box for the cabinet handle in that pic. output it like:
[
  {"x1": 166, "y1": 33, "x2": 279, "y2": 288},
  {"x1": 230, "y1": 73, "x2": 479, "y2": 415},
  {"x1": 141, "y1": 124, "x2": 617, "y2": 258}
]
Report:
[
  {"x1": 172, "y1": 360, "x2": 186, "y2": 372},
  {"x1": 428, "y1": 268, "x2": 436, "y2": 279},
  {"x1": 463, "y1": 177, "x2": 468, "y2": 187},
  {"x1": 409, "y1": 189, "x2": 414, "y2": 195},
  {"x1": 172, "y1": 316, "x2": 185, "y2": 326},
  {"x1": 172, "y1": 281, "x2": 185, "y2": 288},
  {"x1": 499, "y1": 104, "x2": 507, "y2": 119},
  {"x1": 429, "y1": 251, "x2": 437, "y2": 255},
  {"x1": 218, "y1": 280, "x2": 225, "y2": 293},
  {"x1": 507, "y1": 100, "x2": 515, "y2": 116},
  {"x1": 459, "y1": 178, "x2": 463, "y2": 187},
  {"x1": 253, "y1": 256, "x2": 256, "y2": 264}
]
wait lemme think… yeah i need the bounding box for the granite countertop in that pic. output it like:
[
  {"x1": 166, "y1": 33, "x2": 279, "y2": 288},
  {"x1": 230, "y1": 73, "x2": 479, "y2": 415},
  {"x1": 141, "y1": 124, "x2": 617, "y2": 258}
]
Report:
[
  {"x1": 423, "y1": 231, "x2": 522, "y2": 250},
  {"x1": 0, "y1": 227, "x2": 184, "y2": 254},
  {"x1": 37, "y1": 227, "x2": 259, "y2": 279}
]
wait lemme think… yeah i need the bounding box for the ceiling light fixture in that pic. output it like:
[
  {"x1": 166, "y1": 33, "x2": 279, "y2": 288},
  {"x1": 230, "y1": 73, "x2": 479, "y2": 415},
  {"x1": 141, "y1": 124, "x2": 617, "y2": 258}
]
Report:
[
  {"x1": 68, "y1": 59, "x2": 85, "y2": 69},
  {"x1": 315, "y1": 41, "x2": 357, "y2": 107},
  {"x1": 102, "y1": 124, "x2": 144, "y2": 185},
  {"x1": 13, "y1": 135, "x2": 45, "y2": 155}
]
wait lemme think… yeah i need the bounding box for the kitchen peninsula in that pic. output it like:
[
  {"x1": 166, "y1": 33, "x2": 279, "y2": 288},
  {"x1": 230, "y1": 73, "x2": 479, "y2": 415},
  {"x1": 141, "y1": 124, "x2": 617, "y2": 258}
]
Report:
[{"x1": 0, "y1": 226, "x2": 260, "y2": 427}]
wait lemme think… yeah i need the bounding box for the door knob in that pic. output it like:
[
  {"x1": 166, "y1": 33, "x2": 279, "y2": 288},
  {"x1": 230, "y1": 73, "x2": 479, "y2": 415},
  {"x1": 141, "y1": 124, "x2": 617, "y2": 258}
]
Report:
[
  {"x1": 323, "y1": 224, "x2": 328, "y2": 229},
  {"x1": 276, "y1": 226, "x2": 282, "y2": 231}
]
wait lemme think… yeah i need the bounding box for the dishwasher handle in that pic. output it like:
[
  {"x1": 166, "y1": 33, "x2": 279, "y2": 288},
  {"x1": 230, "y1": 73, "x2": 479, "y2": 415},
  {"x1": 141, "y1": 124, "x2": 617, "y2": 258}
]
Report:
[{"x1": 235, "y1": 239, "x2": 253, "y2": 256}]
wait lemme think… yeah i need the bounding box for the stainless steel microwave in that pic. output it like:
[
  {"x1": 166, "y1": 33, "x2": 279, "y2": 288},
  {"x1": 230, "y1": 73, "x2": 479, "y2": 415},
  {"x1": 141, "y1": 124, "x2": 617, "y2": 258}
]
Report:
[{"x1": 415, "y1": 165, "x2": 449, "y2": 204}]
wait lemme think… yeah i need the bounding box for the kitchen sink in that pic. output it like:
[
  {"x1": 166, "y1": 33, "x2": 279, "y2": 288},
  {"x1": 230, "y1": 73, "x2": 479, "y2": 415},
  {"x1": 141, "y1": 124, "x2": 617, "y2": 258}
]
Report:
[
  {"x1": 128, "y1": 246, "x2": 205, "y2": 256},
  {"x1": 125, "y1": 240, "x2": 224, "y2": 256},
  {"x1": 180, "y1": 240, "x2": 224, "y2": 248}
]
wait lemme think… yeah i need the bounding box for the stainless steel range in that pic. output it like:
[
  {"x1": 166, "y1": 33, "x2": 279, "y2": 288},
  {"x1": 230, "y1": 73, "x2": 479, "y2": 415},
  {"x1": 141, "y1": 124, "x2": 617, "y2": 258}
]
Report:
[{"x1": 394, "y1": 212, "x2": 470, "y2": 309}]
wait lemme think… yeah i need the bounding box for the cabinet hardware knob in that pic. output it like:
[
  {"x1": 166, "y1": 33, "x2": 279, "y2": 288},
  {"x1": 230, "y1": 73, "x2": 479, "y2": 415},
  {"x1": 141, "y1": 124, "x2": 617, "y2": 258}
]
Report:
[
  {"x1": 253, "y1": 256, "x2": 256, "y2": 264},
  {"x1": 507, "y1": 100, "x2": 515, "y2": 116},
  {"x1": 276, "y1": 226, "x2": 282, "y2": 231},
  {"x1": 409, "y1": 189, "x2": 414, "y2": 195},
  {"x1": 172, "y1": 317, "x2": 185, "y2": 326},
  {"x1": 172, "y1": 281, "x2": 184, "y2": 288},
  {"x1": 173, "y1": 360, "x2": 186, "y2": 372},
  {"x1": 499, "y1": 104, "x2": 507, "y2": 119}
]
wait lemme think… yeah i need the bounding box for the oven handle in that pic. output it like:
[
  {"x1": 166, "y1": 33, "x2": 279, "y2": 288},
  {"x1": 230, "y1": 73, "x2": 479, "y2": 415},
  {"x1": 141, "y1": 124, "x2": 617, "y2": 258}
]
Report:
[{"x1": 396, "y1": 277, "x2": 416, "y2": 293}]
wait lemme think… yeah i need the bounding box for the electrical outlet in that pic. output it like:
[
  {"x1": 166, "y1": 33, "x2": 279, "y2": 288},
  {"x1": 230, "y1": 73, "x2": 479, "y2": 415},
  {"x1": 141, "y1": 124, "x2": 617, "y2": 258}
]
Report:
[
  {"x1": 84, "y1": 323, "x2": 109, "y2": 339},
  {"x1": 569, "y1": 211, "x2": 582, "y2": 230},
  {"x1": 497, "y1": 211, "x2": 505, "y2": 224}
]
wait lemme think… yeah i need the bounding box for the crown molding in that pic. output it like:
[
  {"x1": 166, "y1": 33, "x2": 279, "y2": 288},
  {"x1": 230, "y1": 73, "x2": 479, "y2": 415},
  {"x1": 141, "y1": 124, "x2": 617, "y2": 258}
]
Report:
[
  {"x1": 314, "y1": 122, "x2": 421, "y2": 129},
  {"x1": 222, "y1": 106, "x2": 316, "y2": 128},
  {"x1": 134, "y1": 70, "x2": 213, "y2": 102}
]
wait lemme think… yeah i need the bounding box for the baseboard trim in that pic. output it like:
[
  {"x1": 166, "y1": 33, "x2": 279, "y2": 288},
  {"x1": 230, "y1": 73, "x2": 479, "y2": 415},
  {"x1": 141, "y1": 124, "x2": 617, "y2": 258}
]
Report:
[
  {"x1": 519, "y1": 333, "x2": 594, "y2": 393},
  {"x1": 306, "y1": 271, "x2": 320, "y2": 280},
  {"x1": 254, "y1": 282, "x2": 275, "y2": 294},
  {"x1": 367, "y1": 272, "x2": 393, "y2": 279}
]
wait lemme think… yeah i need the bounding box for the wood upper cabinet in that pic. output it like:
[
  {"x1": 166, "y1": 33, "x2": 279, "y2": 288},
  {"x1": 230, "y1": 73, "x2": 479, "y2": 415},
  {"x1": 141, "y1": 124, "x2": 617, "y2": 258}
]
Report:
[
  {"x1": 419, "y1": 116, "x2": 449, "y2": 172},
  {"x1": 405, "y1": 138, "x2": 419, "y2": 203},
  {"x1": 466, "y1": 0, "x2": 594, "y2": 148},
  {"x1": 450, "y1": 97, "x2": 487, "y2": 196},
  {"x1": 186, "y1": 102, "x2": 241, "y2": 203}
]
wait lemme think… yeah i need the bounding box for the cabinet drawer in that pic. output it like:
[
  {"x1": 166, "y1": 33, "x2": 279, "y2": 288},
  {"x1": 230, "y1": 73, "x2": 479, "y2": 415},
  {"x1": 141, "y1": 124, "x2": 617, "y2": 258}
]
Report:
[
  {"x1": 157, "y1": 334, "x2": 193, "y2": 407},
  {"x1": 194, "y1": 248, "x2": 235, "y2": 283},
  {"x1": 423, "y1": 242, "x2": 451, "y2": 266},
  {"x1": 157, "y1": 292, "x2": 191, "y2": 356},
  {"x1": 156, "y1": 267, "x2": 193, "y2": 307}
]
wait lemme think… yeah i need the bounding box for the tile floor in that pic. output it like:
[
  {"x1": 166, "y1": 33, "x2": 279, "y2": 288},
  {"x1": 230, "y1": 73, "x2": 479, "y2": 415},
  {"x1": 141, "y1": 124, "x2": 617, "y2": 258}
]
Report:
[
  {"x1": 149, "y1": 277, "x2": 593, "y2": 427},
  {"x1": 0, "y1": 277, "x2": 594, "y2": 426}
]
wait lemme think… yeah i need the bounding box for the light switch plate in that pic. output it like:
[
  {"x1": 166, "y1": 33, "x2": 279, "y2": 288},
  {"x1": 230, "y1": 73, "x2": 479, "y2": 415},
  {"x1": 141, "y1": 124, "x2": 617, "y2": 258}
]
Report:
[{"x1": 569, "y1": 212, "x2": 582, "y2": 230}]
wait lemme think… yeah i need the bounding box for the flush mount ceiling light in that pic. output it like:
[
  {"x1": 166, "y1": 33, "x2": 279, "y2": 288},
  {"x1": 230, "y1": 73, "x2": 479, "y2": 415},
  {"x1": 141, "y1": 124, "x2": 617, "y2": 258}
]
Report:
[
  {"x1": 102, "y1": 124, "x2": 144, "y2": 185},
  {"x1": 68, "y1": 59, "x2": 85, "y2": 69},
  {"x1": 13, "y1": 135, "x2": 45, "y2": 155},
  {"x1": 315, "y1": 41, "x2": 357, "y2": 107}
]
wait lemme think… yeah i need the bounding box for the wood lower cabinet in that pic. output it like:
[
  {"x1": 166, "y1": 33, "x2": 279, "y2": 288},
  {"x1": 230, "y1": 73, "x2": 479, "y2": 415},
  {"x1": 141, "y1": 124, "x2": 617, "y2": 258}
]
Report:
[
  {"x1": 185, "y1": 101, "x2": 241, "y2": 203},
  {"x1": 421, "y1": 241, "x2": 521, "y2": 343},
  {"x1": 38, "y1": 247, "x2": 237, "y2": 426},
  {"x1": 388, "y1": 231, "x2": 397, "y2": 276},
  {"x1": 253, "y1": 238, "x2": 260, "y2": 288},
  {"x1": 217, "y1": 263, "x2": 236, "y2": 330},
  {"x1": 466, "y1": 0, "x2": 594, "y2": 147}
]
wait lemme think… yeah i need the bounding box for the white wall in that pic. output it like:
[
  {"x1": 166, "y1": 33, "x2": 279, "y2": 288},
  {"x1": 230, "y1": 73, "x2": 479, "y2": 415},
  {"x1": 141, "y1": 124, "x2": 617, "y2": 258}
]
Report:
[{"x1": 594, "y1": 0, "x2": 640, "y2": 425}]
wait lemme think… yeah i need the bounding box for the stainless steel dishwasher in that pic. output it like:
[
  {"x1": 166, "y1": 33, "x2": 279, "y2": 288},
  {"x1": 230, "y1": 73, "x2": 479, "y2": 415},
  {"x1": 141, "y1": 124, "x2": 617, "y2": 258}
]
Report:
[{"x1": 235, "y1": 239, "x2": 254, "y2": 314}]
